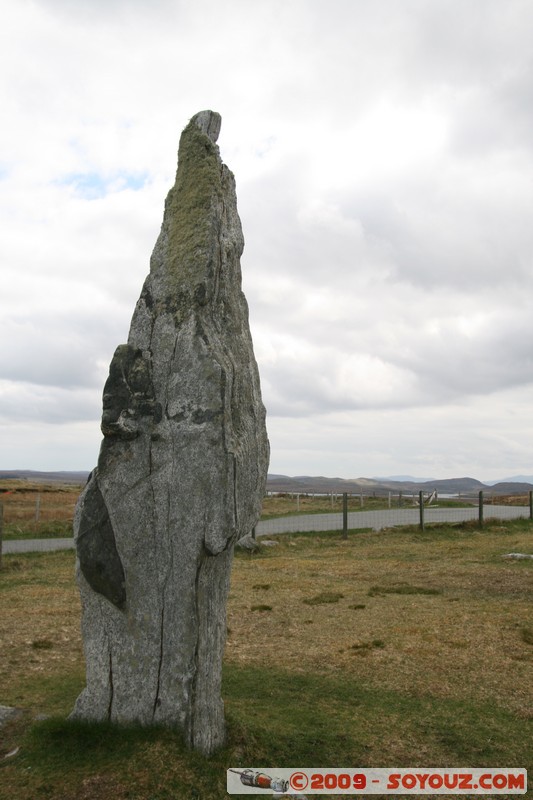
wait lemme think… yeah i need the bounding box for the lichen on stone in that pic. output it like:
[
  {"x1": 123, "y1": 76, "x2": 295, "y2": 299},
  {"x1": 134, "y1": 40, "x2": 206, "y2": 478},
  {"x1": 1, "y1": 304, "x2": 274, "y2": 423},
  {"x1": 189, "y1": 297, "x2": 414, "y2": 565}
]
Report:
[{"x1": 165, "y1": 121, "x2": 225, "y2": 294}]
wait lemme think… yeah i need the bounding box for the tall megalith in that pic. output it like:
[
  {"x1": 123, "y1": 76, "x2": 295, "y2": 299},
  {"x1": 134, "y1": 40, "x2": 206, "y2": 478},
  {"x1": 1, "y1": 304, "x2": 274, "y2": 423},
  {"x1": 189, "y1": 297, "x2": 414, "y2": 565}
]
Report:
[{"x1": 71, "y1": 111, "x2": 269, "y2": 754}]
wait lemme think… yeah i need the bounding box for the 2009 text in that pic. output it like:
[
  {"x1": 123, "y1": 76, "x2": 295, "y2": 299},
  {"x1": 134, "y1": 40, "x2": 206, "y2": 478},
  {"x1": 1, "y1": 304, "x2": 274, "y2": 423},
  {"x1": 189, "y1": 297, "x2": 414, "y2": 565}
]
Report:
[{"x1": 227, "y1": 766, "x2": 527, "y2": 794}]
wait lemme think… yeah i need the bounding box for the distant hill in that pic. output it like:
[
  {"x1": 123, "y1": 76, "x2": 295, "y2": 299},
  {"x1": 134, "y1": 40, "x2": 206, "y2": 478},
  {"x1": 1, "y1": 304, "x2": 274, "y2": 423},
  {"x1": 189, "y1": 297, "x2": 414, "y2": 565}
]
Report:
[
  {"x1": 373, "y1": 475, "x2": 435, "y2": 483},
  {"x1": 0, "y1": 470, "x2": 89, "y2": 485},
  {"x1": 2, "y1": 470, "x2": 532, "y2": 495},
  {"x1": 267, "y1": 474, "x2": 487, "y2": 495},
  {"x1": 485, "y1": 475, "x2": 533, "y2": 486},
  {"x1": 265, "y1": 474, "x2": 533, "y2": 495},
  {"x1": 489, "y1": 482, "x2": 533, "y2": 494},
  {"x1": 266, "y1": 474, "x2": 362, "y2": 493},
  {"x1": 419, "y1": 477, "x2": 486, "y2": 493}
]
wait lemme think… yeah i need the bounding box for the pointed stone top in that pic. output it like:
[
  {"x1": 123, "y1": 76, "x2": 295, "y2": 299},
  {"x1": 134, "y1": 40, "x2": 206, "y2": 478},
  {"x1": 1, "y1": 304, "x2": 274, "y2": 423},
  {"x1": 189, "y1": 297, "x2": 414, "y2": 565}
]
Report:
[{"x1": 191, "y1": 110, "x2": 221, "y2": 143}]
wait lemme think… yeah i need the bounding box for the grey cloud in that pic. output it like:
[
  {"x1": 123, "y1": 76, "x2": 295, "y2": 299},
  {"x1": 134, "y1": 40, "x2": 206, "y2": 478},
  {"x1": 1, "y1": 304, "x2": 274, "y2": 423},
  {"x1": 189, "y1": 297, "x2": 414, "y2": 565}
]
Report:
[
  {"x1": 397, "y1": 0, "x2": 532, "y2": 89},
  {"x1": 2, "y1": 0, "x2": 533, "y2": 477},
  {"x1": 449, "y1": 68, "x2": 533, "y2": 158},
  {"x1": 0, "y1": 309, "x2": 125, "y2": 391},
  {"x1": 0, "y1": 382, "x2": 100, "y2": 424}
]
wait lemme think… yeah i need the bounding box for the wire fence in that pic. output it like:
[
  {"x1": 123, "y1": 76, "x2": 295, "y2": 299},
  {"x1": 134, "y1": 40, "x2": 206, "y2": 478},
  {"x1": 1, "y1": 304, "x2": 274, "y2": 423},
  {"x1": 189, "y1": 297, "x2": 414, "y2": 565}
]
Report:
[
  {"x1": 2, "y1": 492, "x2": 532, "y2": 555},
  {"x1": 256, "y1": 491, "x2": 533, "y2": 537}
]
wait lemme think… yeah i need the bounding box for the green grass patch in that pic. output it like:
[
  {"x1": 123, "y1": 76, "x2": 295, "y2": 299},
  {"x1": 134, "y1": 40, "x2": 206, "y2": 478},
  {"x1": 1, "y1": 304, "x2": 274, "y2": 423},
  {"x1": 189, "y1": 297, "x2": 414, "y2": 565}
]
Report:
[
  {"x1": 1, "y1": 668, "x2": 86, "y2": 717},
  {"x1": 303, "y1": 591, "x2": 344, "y2": 605},
  {"x1": 349, "y1": 639, "x2": 386, "y2": 653},
  {"x1": 368, "y1": 583, "x2": 441, "y2": 597},
  {"x1": 3, "y1": 519, "x2": 73, "y2": 541},
  {"x1": 3, "y1": 663, "x2": 532, "y2": 800},
  {"x1": 223, "y1": 663, "x2": 532, "y2": 767},
  {"x1": 520, "y1": 626, "x2": 533, "y2": 646},
  {"x1": 0, "y1": 550, "x2": 76, "y2": 591},
  {"x1": 31, "y1": 639, "x2": 54, "y2": 650}
]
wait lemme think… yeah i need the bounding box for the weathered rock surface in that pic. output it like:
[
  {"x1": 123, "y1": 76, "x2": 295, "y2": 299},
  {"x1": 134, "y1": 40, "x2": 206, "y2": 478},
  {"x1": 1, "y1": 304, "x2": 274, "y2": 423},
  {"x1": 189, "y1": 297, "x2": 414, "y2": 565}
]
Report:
[
  {"x1": 0, "y1": 706, "x2": 22, "y2": 728},
  {"x1": 502, "y1": 552, "x2": 533, "y2": 559},
  {"x1": 236, "y1": 533, "x2": 260, "y2": 552},
  {"x1": 71, "y1": 111, "x2": 269, "y2": 754}
]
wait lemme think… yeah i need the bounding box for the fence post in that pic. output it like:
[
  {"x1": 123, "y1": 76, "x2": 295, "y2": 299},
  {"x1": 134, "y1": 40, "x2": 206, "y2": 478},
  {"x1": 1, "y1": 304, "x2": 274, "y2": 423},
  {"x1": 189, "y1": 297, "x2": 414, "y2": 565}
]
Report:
[
  {"x1": 419, "y1": 491, "x2": 424, "y2": 531},
  {"x1": 529, "y1": 490, "x2": 533, "y2": 521},
  {"x1": 342, "y1": 493, "x2": 348, "y2": 540},
  {"x1": 35, "y1": 493, "x2": 41, "y2": 522},
  {"x1": 478, "y1": 490, "x2": 484, "y2": 528}
]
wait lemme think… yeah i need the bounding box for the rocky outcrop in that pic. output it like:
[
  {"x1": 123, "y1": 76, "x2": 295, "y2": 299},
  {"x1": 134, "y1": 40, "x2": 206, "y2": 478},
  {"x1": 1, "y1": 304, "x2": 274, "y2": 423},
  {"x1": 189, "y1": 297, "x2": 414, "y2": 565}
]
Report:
[{"x1": 71, "y1": 111, "x2": 269, "y2": 754}]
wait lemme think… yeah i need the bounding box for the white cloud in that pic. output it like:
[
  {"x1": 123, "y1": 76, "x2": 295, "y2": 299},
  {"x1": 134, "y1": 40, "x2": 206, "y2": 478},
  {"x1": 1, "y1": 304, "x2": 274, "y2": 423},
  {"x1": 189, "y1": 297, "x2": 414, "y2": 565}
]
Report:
[{"x1": 1, "y1": 0, "x2": 532, "y2": 479}]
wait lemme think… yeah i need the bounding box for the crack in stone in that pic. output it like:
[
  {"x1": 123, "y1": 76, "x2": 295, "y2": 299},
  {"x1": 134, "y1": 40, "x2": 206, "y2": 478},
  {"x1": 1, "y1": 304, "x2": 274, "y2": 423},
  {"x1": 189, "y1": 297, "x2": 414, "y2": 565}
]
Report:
[
  {"x1": 152, "y1": 603, "x2": 165, "y2": 721},
  {"x1": 108, "y1": 647, "x2": 114, "y2": 720},
  {"x1": 188, "y1": 550, "x2": 204, "y2": 748},
  {"x1": 232, "y1": 454, "x2": 238, "y2": 531}
]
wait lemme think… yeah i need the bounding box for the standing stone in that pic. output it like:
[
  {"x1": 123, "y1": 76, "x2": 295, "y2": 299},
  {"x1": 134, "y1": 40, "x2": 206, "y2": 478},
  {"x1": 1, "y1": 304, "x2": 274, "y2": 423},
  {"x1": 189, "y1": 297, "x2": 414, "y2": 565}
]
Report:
[{"x1": 71, "y1": 111, "x2": 269, "y2": 754}]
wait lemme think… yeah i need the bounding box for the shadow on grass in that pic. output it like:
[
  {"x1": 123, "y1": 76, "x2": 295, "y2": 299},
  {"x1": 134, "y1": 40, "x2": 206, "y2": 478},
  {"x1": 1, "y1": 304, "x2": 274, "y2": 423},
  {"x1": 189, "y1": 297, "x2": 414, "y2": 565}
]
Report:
[
  {"x1": 27, "y1": 717, "x2": 165, "y2": 771},
  {"x1": 5, "y1": 662, "x2": 531, "y2": 799},
  {"x1": 222, "y1": 664, "x2": 531, "y2": 767}
]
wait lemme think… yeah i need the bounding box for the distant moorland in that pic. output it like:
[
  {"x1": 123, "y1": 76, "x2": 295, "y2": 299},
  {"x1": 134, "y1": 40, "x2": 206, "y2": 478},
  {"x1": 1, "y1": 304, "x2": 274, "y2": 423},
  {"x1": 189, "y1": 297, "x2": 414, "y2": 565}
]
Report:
[{"x1": 1, "y1": 469, "x2": 532, "y2": 496}]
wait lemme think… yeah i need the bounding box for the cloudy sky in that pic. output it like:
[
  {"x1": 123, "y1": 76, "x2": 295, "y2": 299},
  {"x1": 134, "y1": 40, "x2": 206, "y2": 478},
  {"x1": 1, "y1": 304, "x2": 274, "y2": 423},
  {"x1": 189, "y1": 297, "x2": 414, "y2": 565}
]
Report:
[{"x1": 1, "y1": 0, "x2": 532, "y2": 481}]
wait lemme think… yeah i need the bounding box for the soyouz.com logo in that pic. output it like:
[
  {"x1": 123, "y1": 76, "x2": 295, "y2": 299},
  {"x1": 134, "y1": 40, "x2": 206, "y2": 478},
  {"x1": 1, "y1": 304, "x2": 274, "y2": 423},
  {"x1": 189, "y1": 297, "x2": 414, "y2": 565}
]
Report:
[{"x1": 227, "y1": 767, "x2": 527, "y2": 794}]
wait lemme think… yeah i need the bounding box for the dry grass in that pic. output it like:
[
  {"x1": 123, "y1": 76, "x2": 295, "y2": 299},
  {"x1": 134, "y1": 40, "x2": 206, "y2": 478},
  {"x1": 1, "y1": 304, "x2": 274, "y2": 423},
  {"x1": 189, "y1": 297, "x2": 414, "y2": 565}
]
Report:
[
  {"x1": 2, "y1": 522, "x2": 533, "y2": 723},
  {"x1": 0, "y1": 481, "x2": 81, "y2": 539},
  {"x1": 0, "y1": 551, "x2": 83, "y2": 713},
  {"x1": 260, "y1": 492, "x2": 404, "y2": 517},
  {"x1": 227, "y1": 524, "x2": 533, "y2": 718},
  {"x1": 1, "y1": 521, "x2": 533, "y2": 799},
  {"x1": 0, "y1": 483, "x2": 359, "y2": 540}
]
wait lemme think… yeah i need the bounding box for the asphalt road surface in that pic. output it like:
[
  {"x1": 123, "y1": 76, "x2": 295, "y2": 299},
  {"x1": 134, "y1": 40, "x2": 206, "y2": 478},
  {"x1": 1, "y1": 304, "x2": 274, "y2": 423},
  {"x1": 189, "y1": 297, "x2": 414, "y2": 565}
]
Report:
[{"x1": 256, "y1": 504, "x2": 530, "y2": 535}]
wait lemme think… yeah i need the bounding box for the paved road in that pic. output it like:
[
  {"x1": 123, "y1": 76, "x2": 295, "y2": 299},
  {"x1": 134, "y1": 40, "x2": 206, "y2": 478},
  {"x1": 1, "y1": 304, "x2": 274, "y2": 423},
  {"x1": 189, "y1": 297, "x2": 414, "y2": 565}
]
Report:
[
  {"x1": 255, "y1": 504, "x2": 531, "y2": 536},
  {"x1": 3, "y1": 505, "x2": 529, "y2": 554},
  {"x1": 3, "y1": 537, "x2": 75, "y2": 554}
]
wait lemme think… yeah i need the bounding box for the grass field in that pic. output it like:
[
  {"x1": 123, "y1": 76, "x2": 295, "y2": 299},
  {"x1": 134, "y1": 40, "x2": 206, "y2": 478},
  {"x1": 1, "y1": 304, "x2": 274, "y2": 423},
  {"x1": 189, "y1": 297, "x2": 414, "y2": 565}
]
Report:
[
  {"x1": 1, "y1": 518, "x2": 532, "y2": 799},
  {"x1": 0, "y1": 482, "x2": 79, "y2": 540}
]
